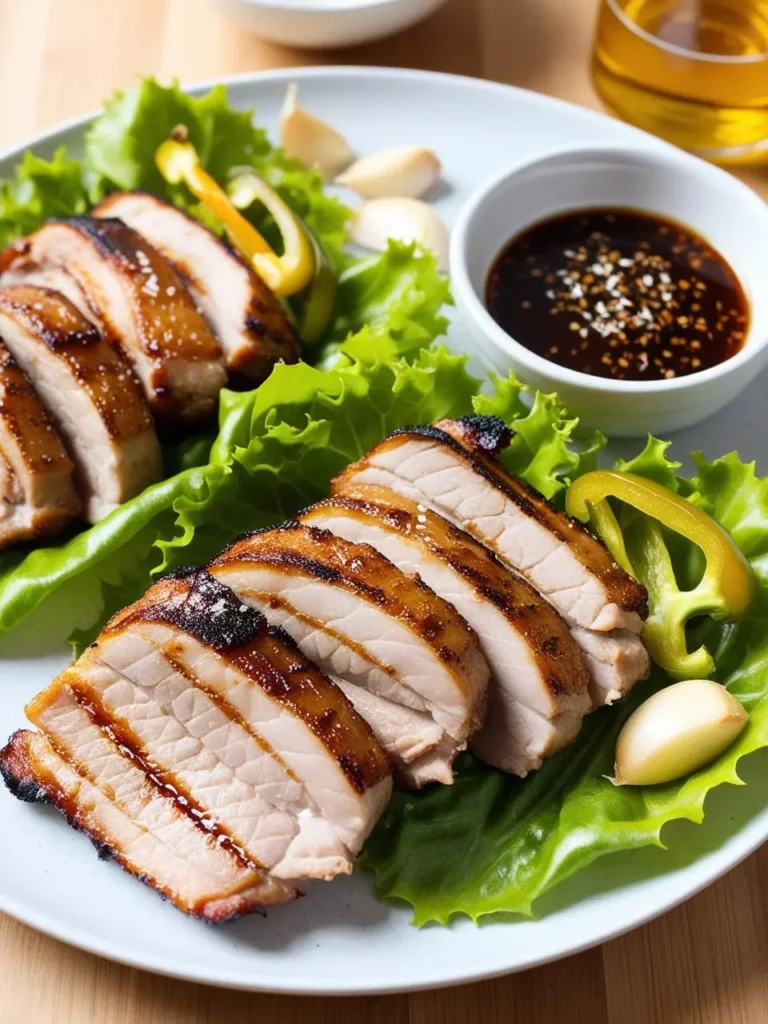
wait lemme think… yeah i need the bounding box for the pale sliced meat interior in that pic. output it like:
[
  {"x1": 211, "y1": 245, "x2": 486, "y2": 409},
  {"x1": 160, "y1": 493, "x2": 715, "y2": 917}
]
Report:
[
  {"x1": 0, "y1": 720, "x2": 294, "y2": 922},
  {"x1": 0, "y1": 286, "x2": 161, "y2": 522},
  {"x1": 300, "y1": 488, "x2": 594, "y2": 775},
  {"x1": 332, "y1": 417, "x2": 648, "y2": 634},
  {"x1": 209, "y1": 523, "x2": 491, "y2": 787},
  {"x1": 0, "y1": 338, "x2": 80, "y2": 546}
]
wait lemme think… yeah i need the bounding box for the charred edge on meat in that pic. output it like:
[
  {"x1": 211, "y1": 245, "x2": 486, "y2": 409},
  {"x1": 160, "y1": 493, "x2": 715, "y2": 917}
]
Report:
[
  {"x1": 0, "y1": 731, "x2": 274, "y2": 923},
  {"x1": 387, "y1": 422, "x2": 649, "y2": 619},
  {"x1": 442, "y1": 414, "x2": 513, "y2": 456}
]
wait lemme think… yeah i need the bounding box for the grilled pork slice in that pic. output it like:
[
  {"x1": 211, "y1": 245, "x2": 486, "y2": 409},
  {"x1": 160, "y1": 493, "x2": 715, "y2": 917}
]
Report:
[
  {"x1": 0, "y1": 218, "x2": 226, "y2": 423},
  {"x1": 571, "y1": 626, "x2": 650, "y2": 706},
  {"x1": 209, "y1": 523, "x2": 490, "y2": 787},
  {"x1": 299, "y1": 487, "x2": 592, "y2": 775},
  {"x1": 0, "y1": 340, "x2": 80, "y2": 546},
  {"x1": 92, "y1": 192, "x2": 299, "y2": 380},
  {"x1": 0, "y1": 727, "x2": 294, "y2": 922},
  {"x1": 90, "y1": 568, "x2": 392, "y2": 879},
  {"x1": 0, "y1": 287, "x2": 161, "y2": 522},
  {"x1": 332, "y1": 415, "x2": 648, "y2": 634}
]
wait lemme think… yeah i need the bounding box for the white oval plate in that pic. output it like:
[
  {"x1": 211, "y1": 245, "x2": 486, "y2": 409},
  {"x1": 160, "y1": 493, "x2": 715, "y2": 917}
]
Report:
[{"x1": 1, "y1": 67, "x2": 767, "y2": 996}]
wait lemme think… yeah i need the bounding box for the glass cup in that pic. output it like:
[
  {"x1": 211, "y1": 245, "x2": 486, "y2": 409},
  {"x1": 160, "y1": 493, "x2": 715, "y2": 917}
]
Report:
[{"x1": 592, "y1": 0, "x2": 768, "y2": 163}]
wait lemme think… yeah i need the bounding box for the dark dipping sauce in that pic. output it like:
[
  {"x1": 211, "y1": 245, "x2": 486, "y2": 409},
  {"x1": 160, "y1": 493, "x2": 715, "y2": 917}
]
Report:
[{"x1": 485, "y1": 208, "x2": 749, "y2": 381}]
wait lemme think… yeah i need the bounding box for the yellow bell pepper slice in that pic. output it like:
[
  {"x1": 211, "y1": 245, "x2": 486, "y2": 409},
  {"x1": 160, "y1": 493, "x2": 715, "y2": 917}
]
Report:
[
  {"x1": 566, "y1": 470, "x2": 755, "y2": 680},
  {"x1": 155, "y1": 128, "x2": 314, "y2": 297}
]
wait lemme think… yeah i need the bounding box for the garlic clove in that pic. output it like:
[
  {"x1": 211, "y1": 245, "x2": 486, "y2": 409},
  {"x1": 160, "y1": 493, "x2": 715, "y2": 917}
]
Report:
[
  {"x1": 613, "y1": 679, "x2": 748, "y2": 787},
  {"x1": 279, "y1": 83, "x2": 353, "y2": 177},
  {"x1": 349, "y1": 197, "x2": 449, "y2": 271},
  {"x1": 336, "y1": 145, "x2": 441, "y2": 199}
]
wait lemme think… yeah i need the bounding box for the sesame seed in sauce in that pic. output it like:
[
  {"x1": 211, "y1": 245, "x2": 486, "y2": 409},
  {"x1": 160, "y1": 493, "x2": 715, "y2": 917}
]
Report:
[{"x1": 484, "y1": 208, "x2": 748, "y2": 381}]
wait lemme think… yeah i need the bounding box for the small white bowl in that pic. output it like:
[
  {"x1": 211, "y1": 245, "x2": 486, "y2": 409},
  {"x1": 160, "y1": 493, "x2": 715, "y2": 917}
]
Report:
[
  {"x1": 450, "y1": 145, "x2": 768, "y2": 437},
  {"x1": 210, "y1": 0, "x2": 447, "y2": 48}
]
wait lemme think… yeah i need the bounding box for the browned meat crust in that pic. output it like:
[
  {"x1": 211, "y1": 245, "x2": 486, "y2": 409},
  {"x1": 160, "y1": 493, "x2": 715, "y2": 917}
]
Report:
[
  {"x1": 211, "y1": 523, "x2": 485, "y2": 694},
  {"x1": 92, "y1": 191, "x2": 299, "y2": 381},
  {"x1": 334, "y1": 418, "x2": 648, "y2": 622},
  {"x1": 103, "y1": 567, "x2": 392, "y2": 796},
  {"x1": 0, "y1": 340, "x2": 80, "y2": 544},
  {"x1": 302, "y1": 488, "x2": 590, "y2": 703},
  {"x1": 0, "y1": 218, "x2": 226, "y2": 424}
]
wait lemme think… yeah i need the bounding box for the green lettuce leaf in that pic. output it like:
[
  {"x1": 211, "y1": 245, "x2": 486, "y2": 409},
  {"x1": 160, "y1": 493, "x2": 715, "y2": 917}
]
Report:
[
  {"x1": 0, "y1": 147, "x2": 89, "y2": 247},
  {"x1": 359, "y1": 447, "x2": 768, "y2": 925},
  {"x1": 318, "y1": 242, "x2": 451, "y2": 367}
]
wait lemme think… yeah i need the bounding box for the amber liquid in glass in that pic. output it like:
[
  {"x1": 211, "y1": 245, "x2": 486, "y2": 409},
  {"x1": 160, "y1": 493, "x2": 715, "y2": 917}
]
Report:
[{"x1": 593, "y1": 0, "x2": 768, "y2": 161}]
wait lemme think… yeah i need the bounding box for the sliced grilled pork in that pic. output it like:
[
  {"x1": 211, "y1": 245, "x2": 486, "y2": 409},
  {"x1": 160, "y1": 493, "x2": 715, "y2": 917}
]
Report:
[
  {"x1": 0, "y1": 218, "x2": 226, "y2": 423},
  {"x1": 0, "y1": 340, "x2": 80, "y2": 546},
  {"x1": 92, "y1": 192, "x2": 299, "y2": 380},
  {"x1": 299, "y1": 487, "x2": 592, "y2": 775},
  {"x1": 209, "y1": 523, "x2": 490, "y2": 787},
  {"x1": 0, "y1": 287, "x2": 161, "y2": 522},
  {"x1": 332, "y1": 415, "x2": 648, "y2": 635},
  {"x1": 0, "y1": 726, "x2": 295, "y2": 922},
  {"x1": 90, "y1": 568, "x2": 391, "y2": 879},
  {"x1": 570, "y1": 626, "x2": 650, "y2": 706},
  {"x1": 1, "y1": 567, "x2": 392, "y2": 915}
]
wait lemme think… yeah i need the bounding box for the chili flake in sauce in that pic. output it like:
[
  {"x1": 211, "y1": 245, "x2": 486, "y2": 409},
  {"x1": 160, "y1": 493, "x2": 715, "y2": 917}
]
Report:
[{"x1": 485, "y1": 208, "x2": 748, "y2": 381}]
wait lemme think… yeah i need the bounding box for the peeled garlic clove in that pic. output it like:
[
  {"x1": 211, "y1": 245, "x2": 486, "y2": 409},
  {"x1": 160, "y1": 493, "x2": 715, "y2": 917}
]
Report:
[
  {"x1": 279, "y1": 83, "x2": 353, "y2": 176},
  {"x1": 336, "y1": 145, "x2": 441, "y2": 199},
  {"x1": 349, "y1": 197, "x2": 449, "y2": 271},
  {"x1": 614, "y1": 679, "x2": 748, "y2": 786}
]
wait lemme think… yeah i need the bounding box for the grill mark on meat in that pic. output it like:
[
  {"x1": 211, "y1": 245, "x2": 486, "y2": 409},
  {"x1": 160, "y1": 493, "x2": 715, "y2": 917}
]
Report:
[
  {"x1": 338, "y1": 421, "x2": 648, "y2": 621},
  {"x1": 105, "y1": 570, "x2": 390, "y2": 796},
  {"x1": 0, "y1": 730, "x2": 291, "y2": 921},
  {"x1": 304, "y1": 492, "x2": 588, "y2": 700},
  {"x1": 252, "y1": 591, "x2": 401, "y2": 679},
  {"x1": 0, "y1": 286, "x2": 155, "y2": 442},
  {"x1": 91, "y1": 191, "x2": 298, "y2": 380},
  {"x1": 215, "y1": 524, "x2": 477, "y2": 671},
  {"x1": 159, "y1": 644, "x2": 301, "y2": 786},
  {"x1": 34, "y1": 676, "x2": 265, "y2": 875}
]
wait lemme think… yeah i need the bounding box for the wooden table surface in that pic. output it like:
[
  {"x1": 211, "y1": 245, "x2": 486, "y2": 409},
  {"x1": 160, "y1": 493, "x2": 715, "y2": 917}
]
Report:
[{"x1": 1, "y1": 1, "x2": 767, "y2": 1021}]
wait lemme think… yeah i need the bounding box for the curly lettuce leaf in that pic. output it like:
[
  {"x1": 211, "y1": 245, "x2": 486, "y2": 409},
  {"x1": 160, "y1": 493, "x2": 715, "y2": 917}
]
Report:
[
  {"x1": 318, "y1": 242, "x2": 451, "y2": 367},
  {"x1": 473, "y1": 372, "x2": 605, "y2": 500},
  {"x1": 0, "y1": 147, "x2": 89, "y2": 247},
  {"x1": 360, "y1": 448, "x2": 768, "y2": 925}
]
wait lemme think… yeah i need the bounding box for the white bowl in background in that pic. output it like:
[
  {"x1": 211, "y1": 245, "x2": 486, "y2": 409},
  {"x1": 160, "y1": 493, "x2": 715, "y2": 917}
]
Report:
[
  {"x1": 450, "y1": 145, "x2": 768, "y2": 437},
  {"x1": 210, "y1": 0, "x2": 447, "y2": 48}
]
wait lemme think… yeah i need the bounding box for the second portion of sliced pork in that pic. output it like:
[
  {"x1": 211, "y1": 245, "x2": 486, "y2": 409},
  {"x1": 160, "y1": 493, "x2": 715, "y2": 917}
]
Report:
[
  {"x1": 0, "y1": 339, "x2": 80, "y2": 546},
  {"x1": 209, "y1": 523, "x2": 491, "y2": 787},
  {"x1": 332, "y1": 416, "x2": 648, "y2": 634},
  {"x1": 0, "y1": 218, "x2": 227, "y2": 423},
  {"x1": 92, "y1": 192, "x2": 299, "y2": 381},
  {"x1": 0, "y1": 286, "x2": 162, "y2": 522},
  {"x1": 299, "y1": 487, "x2": 592, "y2": 775}
]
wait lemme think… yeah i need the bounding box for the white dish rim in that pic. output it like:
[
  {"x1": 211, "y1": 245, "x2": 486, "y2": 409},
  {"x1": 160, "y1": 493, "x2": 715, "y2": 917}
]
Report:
[{"x1": 0, "y1": 64, "x2": 766, "y2": 995}]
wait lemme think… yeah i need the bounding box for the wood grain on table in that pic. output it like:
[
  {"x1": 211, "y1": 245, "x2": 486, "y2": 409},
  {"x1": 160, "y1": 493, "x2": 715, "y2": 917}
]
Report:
[{"x1": 1, "y1": 1, "x2": 767, "y2": 1021}]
